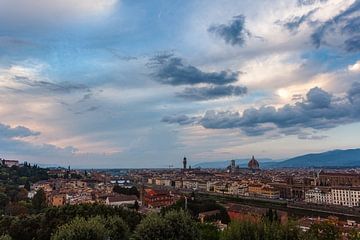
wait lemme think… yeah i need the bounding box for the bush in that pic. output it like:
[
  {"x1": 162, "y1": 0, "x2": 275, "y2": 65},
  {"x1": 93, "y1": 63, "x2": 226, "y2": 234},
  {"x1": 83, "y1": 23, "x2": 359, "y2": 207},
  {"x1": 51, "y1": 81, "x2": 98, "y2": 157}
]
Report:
[
  {"x1": 133, "y1": 210, "x2": 200, "y2": 240},
  {"x1": 51, "y1": 217, "x2": 108, "y2": 240},
  {"x1": 220, "y1": 220, "x2": 301, "y2": 240},
  {"x1": 0, "y1": 235, "x2": 12, "y2": 240}
]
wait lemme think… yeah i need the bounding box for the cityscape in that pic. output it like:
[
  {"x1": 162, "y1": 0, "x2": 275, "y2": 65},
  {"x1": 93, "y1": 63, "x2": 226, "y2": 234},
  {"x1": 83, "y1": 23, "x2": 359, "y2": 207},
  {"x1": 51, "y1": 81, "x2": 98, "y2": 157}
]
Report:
[{"x1": 1, "y1": 0, "x2": 360, "y2": 239}]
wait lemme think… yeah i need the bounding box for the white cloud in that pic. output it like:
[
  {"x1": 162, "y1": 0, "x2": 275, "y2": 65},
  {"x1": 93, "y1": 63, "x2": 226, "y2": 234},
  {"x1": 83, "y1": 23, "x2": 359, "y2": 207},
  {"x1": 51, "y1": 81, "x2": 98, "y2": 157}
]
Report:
[{"x1": 348, "y1": 60, "x2": 360, "y2": 72}]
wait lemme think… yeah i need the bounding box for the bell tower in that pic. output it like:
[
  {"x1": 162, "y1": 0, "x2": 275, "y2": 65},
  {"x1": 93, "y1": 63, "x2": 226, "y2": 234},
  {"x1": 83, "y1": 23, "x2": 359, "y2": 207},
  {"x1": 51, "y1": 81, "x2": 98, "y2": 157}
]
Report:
[{"x1": 183, "y1": 157, "x2": 187, "y2": 170}]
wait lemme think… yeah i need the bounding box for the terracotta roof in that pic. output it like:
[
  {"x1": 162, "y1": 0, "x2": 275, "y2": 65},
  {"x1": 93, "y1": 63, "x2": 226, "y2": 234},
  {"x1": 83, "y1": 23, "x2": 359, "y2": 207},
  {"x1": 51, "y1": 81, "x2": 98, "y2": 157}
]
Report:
[{"x1": 107, "y1": 194, "x2": 138, "y2": 203}]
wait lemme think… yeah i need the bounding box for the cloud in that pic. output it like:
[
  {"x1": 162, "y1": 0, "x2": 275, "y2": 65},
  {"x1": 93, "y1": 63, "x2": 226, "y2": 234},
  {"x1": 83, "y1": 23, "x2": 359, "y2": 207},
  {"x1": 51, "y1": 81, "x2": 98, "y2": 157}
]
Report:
[
  {"x1": 176, "y1": 85, "x2": 247, "y2": 101},
  {"x1": 0, "y1": 64, "x2": 90, "y2": 95},
  {"x1": 14, "y1": 76, "x2": 89, "y2": 94},
  {"x1": 208, "y1": 15, "x2": 250, "y2": 46},
  {"x1": 348, "y1": 60, "x2": 360, "y2": 72},
  {"x1": 311, "y1": 0, "x2": 360, "y2": 51},
  {"x1": 149, "y1": 54, "x2": 240, "y2": 85},
  {"x1": 161, "y1": 115, "x2": 199, "y2": 125},
  {"x1": 281, "y1": 9, "x2": 318, "y2": 32},
  {"x1": 0, "y1": 123, "x2": 40, "y2": 139},
  {"x1": 164, "y1": 82, "x2": 360, "y2": 137},
  {"x1": 297, "y1": 0, "x2": 328, "y2": 6}
]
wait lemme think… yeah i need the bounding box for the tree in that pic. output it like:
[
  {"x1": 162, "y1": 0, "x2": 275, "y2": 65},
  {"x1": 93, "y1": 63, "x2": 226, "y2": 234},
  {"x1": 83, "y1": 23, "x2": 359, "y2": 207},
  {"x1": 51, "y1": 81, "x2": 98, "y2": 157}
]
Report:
[
  {"x1": 113, "y1": 186, "x2": 139, "y2": 197},
  {"x1": 0, "y1": 193, "x2": 9, "y2": 210},
  {"x1": 51, "y1": 217, "x2": 107, "y2": 240},
  {"x1": 133, "y1": 210, "x2": 200, "y2": 240},
  {"x1": 348, "y1": 229, "x2": 360, "y2": 240},
  {"x1": 0, "y1": 235, "x2": 12, "y2": 240},
  {"x1": 303, "y1": 221, "x2": 341, "y2": 240},
  {"x1": 32, "y1": 189, "x2": 47, "y2": 211},
  {"x1": 133, "y1": 200, "x2": 140, "y2": 211},
  {"x1": 102, "y1": 216, "x2": 130, "y2": 240},
  {"x1": 198, "y1": 223, "x2": 220, "y2": 240},
  {"x1": 263, "y1": 208, "x2": 279, "y2": 223},
  {"x1": 24, "y1": 181, "x2": 30, "y2": 191},
  {"x1": 220, "y1": 220, "x2": 300, "y2": 240}
]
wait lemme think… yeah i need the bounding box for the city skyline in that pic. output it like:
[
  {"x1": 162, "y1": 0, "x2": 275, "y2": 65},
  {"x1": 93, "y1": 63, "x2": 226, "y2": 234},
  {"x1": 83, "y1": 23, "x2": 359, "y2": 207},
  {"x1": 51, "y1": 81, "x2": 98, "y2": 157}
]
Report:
[{"x1": 1, "y1": 0, "x2": 360, "y2": 168}]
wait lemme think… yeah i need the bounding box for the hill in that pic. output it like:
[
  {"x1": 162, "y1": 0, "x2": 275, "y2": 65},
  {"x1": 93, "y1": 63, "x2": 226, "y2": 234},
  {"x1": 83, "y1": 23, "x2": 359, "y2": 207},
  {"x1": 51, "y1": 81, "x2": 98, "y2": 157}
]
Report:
[
  {"x1": 193, "y1": 158, "x2": 275, "y2": 169},
  {"x1": 193, "y1": 148, "x2": 360, "y2": 169},
  {"x1": 275, "y1": 148, "x2": 360, "y2": 168}
]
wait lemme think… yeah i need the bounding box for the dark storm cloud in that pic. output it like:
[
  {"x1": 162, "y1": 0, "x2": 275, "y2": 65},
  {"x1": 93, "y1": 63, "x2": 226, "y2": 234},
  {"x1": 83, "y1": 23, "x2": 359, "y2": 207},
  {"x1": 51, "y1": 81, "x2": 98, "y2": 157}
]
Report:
[
  {"x1": 149, "y1": 54, "x2": 240, "y2": 86},
  {"x1": 14, "y1": 76, "x2": 89, "y2": 93},
  {"x1": 176, "y1": 85, "x2": 247, "y2": 101},
  {"x1": 0, "y1": 123, "x2": 40, "y2": 138},
  {"x1": 164, "y1": 83, "x2": 360, "y2": 137},
  {"x1": 208, "y1": 15, "x2": 250, "y2": 46},
  {"x1": 311, "y1": 0, "x2": 360, "y2": 51}
]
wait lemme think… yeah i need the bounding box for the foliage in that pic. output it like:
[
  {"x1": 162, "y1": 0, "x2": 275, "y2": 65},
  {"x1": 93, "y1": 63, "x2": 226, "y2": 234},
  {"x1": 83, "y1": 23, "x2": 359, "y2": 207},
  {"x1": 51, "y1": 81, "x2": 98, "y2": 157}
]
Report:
[
  {"x1": 0, "y1": 204, "x2": 141, "y2": 240},
  {"x1": 263, "y1": 208, "x2": 279, "y2": 223},
  {"x1": 102, "y1": 216, "x2": 130, "y2": 240},
  {"x1": 113, "y1": 186, "x2": 139, "y2": 197},
  {"x1": 0, "y1": 235, "x2": 12, "y2": 240},
  {"x1": 163, "y1": 198, "x2": 230, "y2": 224},
  {"x1": 348, "y1": 229, "x2": 360, "y2": 240},
  {"x1": 302, "y1": 221, "x2": 341, "y2": 240},
  {"x1": 32, "y1": 189, "x2": 47, "y2": 211},
  {"x1": 51, "y1": 215, "x2": 130, "y2": 240},
  {"x1": 0, "y1": 163, "x2": 49, "y2": 214},
  {"x1": 133, "y1": 210, "x2": 200, "y2": 240},
  {"x1": 51, "y1": 217, "x2": 108, "y2": 240},
  {"x1": 220, "y1": 220, "x2": 301, "y2": 240},
  {"x1": 198, "y1": 223, "x2": 220, "y2": 240}
]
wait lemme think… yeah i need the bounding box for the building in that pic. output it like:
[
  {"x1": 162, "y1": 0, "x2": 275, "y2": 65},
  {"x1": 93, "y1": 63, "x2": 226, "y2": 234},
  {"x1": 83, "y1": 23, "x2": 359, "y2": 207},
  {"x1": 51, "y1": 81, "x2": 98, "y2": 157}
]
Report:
[
  {"x1": 105, "y1": 194, "x2": 138, "y2": 207},
  {"x1": 318, "y1": 171, "x2": 360, "y2": 187},
  {"x1": 332, "y1": 188, "x2": 360, "y2": 207},
  {"x1": 305, "y1": 187, "x2": 360, "y2": 207},
  {"x1": 248, "y1": 156, "x2": 260, "y2": 171},
  {"x1": 183, "y1": 157, "x2": 187, "y2": 170},
  {"x1": 51, "y1": 194, "x2": 67, "y2": 206},
  {"x1": 143, "y1": 189, "x2": 175, "y2": 208},
  {"x1": 1, "y1": 159, "x2": 19, "y2": 167},
  {"x1": 248, "y1": 184, "x2": 280, "y2": 199},
  {"x1": 305, "y1": 188, "x2": 332, "y2": 205}
]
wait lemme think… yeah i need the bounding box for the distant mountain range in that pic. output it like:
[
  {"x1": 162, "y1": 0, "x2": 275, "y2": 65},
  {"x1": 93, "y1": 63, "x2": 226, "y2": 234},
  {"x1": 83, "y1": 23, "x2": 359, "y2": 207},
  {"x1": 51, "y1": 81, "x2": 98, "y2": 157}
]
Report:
[{"x1": 193, "y1": 148, "x2": 360, "y2": 169}]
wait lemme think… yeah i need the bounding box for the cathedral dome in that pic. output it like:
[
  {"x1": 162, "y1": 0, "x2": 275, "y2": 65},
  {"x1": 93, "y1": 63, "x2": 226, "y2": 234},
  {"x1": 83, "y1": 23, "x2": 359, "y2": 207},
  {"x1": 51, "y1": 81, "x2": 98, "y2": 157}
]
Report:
[{"x1": 248, "y1": 156, "x2": 260, "y2": 169}]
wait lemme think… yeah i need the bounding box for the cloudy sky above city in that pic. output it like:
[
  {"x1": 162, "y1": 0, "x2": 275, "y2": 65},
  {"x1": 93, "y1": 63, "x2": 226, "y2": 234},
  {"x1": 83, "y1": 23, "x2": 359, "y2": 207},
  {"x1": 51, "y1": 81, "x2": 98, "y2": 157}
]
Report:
[{"x1": 1, "y1": 0, "x2": 360, "y2": 168}]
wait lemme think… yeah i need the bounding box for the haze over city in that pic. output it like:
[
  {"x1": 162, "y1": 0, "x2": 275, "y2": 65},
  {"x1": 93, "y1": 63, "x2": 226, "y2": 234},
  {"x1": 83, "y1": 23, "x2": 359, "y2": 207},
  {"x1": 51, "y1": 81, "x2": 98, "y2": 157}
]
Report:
[{"x1": 1, "y1": 0, "x2": 360, "y2": 168}]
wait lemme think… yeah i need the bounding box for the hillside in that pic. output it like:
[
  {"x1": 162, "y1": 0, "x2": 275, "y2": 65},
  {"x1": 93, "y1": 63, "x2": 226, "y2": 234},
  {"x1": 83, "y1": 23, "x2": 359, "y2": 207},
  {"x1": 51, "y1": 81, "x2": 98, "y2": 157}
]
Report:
[
  {"x1": 193, "y1": 148, "x2": 360, "y2": 169},
  {"x1": 276, "y1": 148, "x2": 360, "y2": 168}
]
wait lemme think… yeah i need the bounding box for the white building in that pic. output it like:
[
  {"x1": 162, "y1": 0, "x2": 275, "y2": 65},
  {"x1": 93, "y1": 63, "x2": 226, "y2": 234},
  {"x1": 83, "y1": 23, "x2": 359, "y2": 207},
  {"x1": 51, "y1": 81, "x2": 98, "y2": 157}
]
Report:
[
  {"x1": 332, "y1": 188, "x2": 360, "y2": 207},
  {"x1": 305, "y1": 188, "x2": 332, "y2": 205},
  {"x1": 1, "y1": 159, "x2": 19, "y2": 167},
  {"x1": 105, "y1": 195, "x2": 138, "y2": 207},
  {"x1": 305, "y1": 187, "x2": 360, "y2": 207}
]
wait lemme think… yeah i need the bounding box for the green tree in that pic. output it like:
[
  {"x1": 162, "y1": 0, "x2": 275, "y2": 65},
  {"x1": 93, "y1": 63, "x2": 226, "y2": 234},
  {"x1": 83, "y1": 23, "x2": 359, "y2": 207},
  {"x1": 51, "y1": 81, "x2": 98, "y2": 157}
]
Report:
[
  {"x1": 51, "y1": 217, "x2": 107, "y2": 240},
  {"x1": 0, "y1": 235, "x2": 12, "y2": 240},
  {"x1": 220, "y1": 220, "x2": 300, "y2": 240},
  {"x1": 102, "y1": 216, "x2": 130, "y2": 240},
  {"x1": 0, "y1": 193, "x2": 9, "y2": 210},
  {"x1": 303, "y1": 221, "x2": 341, "y2": 240},
  {"x1": 133, "y1": 200, "x2": 140, "y2": 211},
  {"x1": 348, "y1": 229, "x2": 360, "y2": 240},
  {"x1": 32, "y1": 189, "x2": 47, "y2": 211},
  {"x1": 24, "y1": 181, "x2": 30, "y2": 191},
  {"x1": 198, "y1": 223, "x2": 220, "y2": 240},
  {"x1": 133, "y1": 210, "x2": 200, "y2": 240}
]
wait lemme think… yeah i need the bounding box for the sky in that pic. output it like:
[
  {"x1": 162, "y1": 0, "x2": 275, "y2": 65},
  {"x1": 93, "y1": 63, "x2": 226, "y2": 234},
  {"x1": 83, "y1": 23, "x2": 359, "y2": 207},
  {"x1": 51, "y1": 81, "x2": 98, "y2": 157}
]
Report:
[{"x1": 0, "y1": 0, "x2": 360, "y2": 168}]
